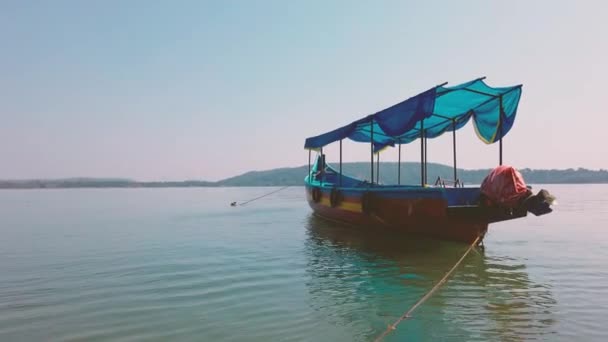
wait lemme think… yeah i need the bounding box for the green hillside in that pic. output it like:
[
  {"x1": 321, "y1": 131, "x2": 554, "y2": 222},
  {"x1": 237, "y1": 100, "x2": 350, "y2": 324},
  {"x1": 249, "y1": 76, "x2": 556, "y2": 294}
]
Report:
[{"x1": 217, "y1": 162, "x2": 608, "y2": 186}]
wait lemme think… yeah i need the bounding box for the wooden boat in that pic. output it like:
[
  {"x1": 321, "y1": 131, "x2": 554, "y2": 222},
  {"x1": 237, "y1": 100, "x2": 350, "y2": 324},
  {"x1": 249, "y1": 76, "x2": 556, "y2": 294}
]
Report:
[{"x1": 304, "y1": 78, "x2": 554, "y2": 243}]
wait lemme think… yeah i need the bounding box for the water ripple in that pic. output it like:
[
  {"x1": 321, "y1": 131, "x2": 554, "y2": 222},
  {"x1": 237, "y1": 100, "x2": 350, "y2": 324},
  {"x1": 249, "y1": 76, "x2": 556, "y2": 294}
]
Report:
[{"x1": 0, "y1": 186, "x2": 607, "y2": 341}]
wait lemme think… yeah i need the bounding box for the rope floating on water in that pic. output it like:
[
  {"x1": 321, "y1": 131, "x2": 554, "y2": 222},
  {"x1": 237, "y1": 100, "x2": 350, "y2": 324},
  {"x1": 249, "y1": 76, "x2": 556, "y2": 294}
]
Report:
[
  {"x1": 232, "y1": 185, "x2": 291, "y2": 206},
  {"x1": 373, "y1": 235, "x2": 482, "y2": 342}
]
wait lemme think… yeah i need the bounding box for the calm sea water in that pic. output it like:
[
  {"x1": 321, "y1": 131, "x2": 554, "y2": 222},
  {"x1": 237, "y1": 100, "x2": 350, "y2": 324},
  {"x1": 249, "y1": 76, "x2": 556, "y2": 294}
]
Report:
[{"x1": 0, "y1": 185, "x2": 607, "y2": 341}]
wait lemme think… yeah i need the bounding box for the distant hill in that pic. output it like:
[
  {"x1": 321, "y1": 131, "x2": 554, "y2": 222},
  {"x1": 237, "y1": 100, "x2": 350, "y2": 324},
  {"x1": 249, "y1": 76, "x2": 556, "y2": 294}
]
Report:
[
  {"x1": 0, "y1": 178, "x2": 216, "y2": 189},
  {"x1": 0, "y1": 178, "x2": 137, "y2": 189},
  {"x1": 1, "y1": 163, "x2": 607, "y2": 189},
  {"x1": 216, "y1": 162, "x2": 608, "y2": 186},
  {"x1": 216, "y1": 166, "x2": 309, "y2": 186}
]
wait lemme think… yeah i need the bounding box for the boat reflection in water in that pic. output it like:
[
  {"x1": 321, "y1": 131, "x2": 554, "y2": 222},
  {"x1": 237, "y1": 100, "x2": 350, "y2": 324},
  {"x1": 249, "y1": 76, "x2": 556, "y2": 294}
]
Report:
[{"x1": 304, "y1": 215, "x2": 557, "y2": 341}]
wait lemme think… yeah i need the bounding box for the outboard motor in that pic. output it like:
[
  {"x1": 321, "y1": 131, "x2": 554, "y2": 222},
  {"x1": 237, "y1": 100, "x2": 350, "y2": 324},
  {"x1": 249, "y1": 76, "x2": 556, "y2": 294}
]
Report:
[
  {"x1": 480, "y1": 165, "x2": 555, "y2": 216},
  {"x1": 523, "y1": 189, "x2": 556, "y2": 216}
]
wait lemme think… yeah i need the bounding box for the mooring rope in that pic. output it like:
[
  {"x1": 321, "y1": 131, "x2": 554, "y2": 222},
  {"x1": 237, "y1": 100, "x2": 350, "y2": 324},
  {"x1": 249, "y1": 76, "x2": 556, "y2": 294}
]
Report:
[
  {"x1": 373, "y1": 235, "x2": 482, "y2": 342},
  {"x1": 232, "y1": 185, "x2": 291, "y2": 206}
]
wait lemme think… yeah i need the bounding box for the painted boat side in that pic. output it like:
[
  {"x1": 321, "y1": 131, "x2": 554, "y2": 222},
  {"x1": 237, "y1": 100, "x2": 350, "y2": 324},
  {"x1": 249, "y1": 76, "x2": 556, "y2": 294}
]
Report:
[{"x1": 305, "y1": 185, "x2": 488, "y2": 243}]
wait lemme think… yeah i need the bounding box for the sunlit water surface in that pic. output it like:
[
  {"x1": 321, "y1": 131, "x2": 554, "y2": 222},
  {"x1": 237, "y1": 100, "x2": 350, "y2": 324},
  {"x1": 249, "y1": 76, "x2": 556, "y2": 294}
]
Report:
[{"x1": 0, "y1": 185, "x2": 606, "y2": 341}]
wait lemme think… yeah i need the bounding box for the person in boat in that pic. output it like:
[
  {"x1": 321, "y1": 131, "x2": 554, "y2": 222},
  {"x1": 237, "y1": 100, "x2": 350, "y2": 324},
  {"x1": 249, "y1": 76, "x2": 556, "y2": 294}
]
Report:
[{"x1": 313, "y1": 154, "x2": 337, "y2": 182}]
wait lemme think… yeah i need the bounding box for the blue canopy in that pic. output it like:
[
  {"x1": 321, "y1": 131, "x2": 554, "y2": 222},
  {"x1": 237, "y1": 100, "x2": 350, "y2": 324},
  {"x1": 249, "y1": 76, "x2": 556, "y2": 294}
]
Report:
[{"x1": 304, "y1": 78, "x2": 522, "y2": 150}]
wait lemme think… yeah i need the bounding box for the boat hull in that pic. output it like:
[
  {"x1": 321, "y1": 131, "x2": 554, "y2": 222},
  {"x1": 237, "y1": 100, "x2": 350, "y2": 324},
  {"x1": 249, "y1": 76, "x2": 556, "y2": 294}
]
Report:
[{"x1": 305, "y1": 186, "x2": 494, "y2": 244}]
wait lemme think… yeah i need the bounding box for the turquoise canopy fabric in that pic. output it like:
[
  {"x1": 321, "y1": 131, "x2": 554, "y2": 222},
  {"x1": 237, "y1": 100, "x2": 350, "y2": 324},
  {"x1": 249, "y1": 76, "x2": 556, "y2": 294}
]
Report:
[{"x1": 304, "y1": 78, "x2": 522, "y2": 150}]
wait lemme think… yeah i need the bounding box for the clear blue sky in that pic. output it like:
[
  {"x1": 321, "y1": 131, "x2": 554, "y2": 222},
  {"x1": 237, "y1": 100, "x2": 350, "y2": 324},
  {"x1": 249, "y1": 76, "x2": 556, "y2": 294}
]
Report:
[{"x1": 1, "y1": 0, "x2": 606, "y2": 181}]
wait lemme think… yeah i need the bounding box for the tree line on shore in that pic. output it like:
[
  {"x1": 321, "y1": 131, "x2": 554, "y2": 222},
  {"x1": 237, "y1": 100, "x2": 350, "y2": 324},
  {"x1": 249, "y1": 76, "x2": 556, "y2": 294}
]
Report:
[{"x1": 1, "y1": 163, "x2": 607, "y2": 189}]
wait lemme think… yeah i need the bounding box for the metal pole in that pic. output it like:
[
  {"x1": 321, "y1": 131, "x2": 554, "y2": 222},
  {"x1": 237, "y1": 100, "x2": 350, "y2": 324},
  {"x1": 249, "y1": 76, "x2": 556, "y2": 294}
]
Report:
[
  {"x1": 370, "y1": 120, "x2": 374, "y2": 186},
  {"x1": 499, "y1": 135, "x2": 503, "y2": 166},
  {"x1": 320, "y1": 147, "x2": 323, "y2": 186},
  {"x1": 376, "y1": 152, "x2": 380, "y2": 184},
  {"x1": 308, "y1": 149, "x2": 311, "y2": 182},
  {"x1": 452, "y1": 118, "x2": 457, "y2": 183},
  {"x1": 499, "y1": 95, "x2": 503, "y2": 166},
  {"x1": 424, "y1": 136, "x2": 428, "y2": 185},
  {"x1": 420, "y1": 120, "x2": 424, "y2": 186},
  {"x1": 339, "y1": 139, "x2": 343, "y2": 187},
  {"x1": 398, "y1": 143, "x2": 401, "y2": 185}
]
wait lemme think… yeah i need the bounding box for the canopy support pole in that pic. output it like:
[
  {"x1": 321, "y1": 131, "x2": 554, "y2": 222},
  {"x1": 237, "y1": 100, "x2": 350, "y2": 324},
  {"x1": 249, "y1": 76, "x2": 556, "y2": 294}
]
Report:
[
  {"x1": 424, "y1": 136, "x2": 428, "y2": 185},
  {"x1": 499, "y1": 95, "x2": 503, "y2": 166},
  {"x1": 339, "y1": 139, "x2": 343, "y2": 187},
  {"x1": 376, "y1": 153, "x2": 380, "y2": 184},
  {"x1": 320, "y1": 147, "x2": 323, "y2": 186},
  {"x1": 308, "y1": 149, "x2": 311, "y2": 183},
  {"x1": 398, "y1": 143, "x2": 401, "y2": 185},
  {"x1": 420, "y1": 121, "x2": 424, "y2": 187},
  {"x1": 370, "y1": 121, "x2": 374, "y2": 186},
  {"x1": 452, "y1": 118, "x2": 457, "y2": 183}
]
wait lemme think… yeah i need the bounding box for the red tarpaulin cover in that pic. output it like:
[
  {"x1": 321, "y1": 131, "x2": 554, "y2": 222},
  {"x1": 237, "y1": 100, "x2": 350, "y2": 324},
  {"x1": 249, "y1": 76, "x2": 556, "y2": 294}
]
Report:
[{"x1": 480, "y1": 165, "x2": 530, "y2": 208}]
